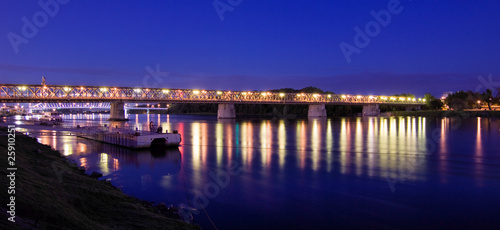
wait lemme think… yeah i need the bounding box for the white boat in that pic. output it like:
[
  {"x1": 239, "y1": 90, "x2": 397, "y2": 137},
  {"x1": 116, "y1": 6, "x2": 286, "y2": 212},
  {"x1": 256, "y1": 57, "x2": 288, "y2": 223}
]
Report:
[{"x1": 38, "y1": 112, "x2": 63, "y2": 125}]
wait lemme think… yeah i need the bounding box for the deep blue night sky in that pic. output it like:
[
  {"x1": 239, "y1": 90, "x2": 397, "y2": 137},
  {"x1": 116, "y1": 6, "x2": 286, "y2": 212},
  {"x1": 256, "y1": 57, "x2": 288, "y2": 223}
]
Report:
[{"x1": 1, "y1": 0, "x2": 499, "y2": 97}]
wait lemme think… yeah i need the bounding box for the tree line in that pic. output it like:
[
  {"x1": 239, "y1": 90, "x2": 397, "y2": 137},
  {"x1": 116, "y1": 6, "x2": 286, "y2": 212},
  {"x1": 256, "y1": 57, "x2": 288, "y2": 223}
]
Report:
[{"x1": 425, "y1": 88, "x2": 500, "y2": 111}]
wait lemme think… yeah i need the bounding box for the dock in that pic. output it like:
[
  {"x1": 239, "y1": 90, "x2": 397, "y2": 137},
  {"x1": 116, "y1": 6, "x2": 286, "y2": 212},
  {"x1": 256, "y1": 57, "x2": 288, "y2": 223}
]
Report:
[
  {"x1": 0, "y1": 123, "x2": 181, "y2": 149},
  {"x1": 74, "y1": 126, "x2": 182, "y2": 149}
]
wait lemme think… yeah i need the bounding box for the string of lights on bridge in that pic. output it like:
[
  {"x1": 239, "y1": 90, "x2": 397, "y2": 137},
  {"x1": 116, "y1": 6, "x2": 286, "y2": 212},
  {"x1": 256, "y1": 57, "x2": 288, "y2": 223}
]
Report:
[{"x1": 0, "y1": 84, "x2": 425, "y2": 105}]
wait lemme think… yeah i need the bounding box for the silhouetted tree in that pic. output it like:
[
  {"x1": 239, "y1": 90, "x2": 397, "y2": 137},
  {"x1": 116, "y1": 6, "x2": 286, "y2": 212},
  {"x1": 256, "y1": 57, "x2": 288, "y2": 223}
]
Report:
[
  {"x1": 424, "y1": 93, "x2": 443, "y2": 110},
  {"x1": 392, "y1": 93, "x2": 416, "y2": 98},
  {"x1": 444, "y1": 91, "x2": 477, "y2": 110},
  {"x1": 480, "y1": 89, "x2": 493, "y2": 110}
]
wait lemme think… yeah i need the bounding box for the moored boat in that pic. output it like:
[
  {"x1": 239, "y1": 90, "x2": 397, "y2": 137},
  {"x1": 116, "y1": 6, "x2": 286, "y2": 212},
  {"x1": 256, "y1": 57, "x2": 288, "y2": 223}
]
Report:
[{"x1": 38, "y1": 111, "x2": 63, "y2": 125}]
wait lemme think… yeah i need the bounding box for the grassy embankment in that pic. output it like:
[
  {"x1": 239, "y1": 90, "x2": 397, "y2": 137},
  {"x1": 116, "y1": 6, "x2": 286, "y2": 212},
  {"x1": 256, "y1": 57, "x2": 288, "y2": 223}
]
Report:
[
  {"x1": 391, "y1": 110, "x2": 500, "y2": 117},
  {"x1": 0, "y1": 127, "x2": 198, "y2": 230}
]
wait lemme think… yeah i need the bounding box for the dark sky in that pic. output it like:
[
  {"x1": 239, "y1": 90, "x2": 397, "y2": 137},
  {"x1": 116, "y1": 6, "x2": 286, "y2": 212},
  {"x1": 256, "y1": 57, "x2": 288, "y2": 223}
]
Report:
[{"x1": 1, "y1": 0, "x2": 499, "y2": 97}]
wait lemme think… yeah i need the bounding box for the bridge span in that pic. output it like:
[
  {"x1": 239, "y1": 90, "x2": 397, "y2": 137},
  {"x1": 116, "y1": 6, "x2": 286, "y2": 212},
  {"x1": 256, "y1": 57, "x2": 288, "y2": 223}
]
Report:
[{"x1": 0, "y1": 84, "x2": 424, "y2": 119}]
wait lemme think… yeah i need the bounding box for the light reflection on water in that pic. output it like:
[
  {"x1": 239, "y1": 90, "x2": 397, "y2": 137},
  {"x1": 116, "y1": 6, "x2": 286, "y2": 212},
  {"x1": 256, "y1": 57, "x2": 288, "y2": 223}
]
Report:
[{"x1": 13, "y1": 114, "x2": 500, "y2": 229}]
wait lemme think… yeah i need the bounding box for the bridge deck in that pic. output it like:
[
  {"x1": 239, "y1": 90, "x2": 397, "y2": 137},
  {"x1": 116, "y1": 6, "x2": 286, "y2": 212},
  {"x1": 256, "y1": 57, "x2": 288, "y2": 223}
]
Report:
[{"x1": 0, "y1": 84, "x2": 425, "y2": 106}]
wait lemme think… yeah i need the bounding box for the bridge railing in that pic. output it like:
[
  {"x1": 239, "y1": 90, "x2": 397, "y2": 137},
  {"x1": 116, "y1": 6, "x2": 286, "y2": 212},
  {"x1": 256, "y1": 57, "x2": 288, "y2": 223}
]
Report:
[{"x1": 0, "y1": 84, "x2": 425, "y2": 105}]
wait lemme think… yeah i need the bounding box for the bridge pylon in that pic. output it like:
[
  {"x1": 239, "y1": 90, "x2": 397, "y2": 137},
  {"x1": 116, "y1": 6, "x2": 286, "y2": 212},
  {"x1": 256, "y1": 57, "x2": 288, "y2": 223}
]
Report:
[
  {"x1": 308, "y1": 104, "x2": 327, "y2": 117},
  {"x1": 218, "y1": 103, "x2": 236, "y2": 119},
  {"x1": 362, "y1": 104, "x2": 381, "y2": 116},
  {"x1": 108, "y1": 102, "x2": 129, "y2": 121}
]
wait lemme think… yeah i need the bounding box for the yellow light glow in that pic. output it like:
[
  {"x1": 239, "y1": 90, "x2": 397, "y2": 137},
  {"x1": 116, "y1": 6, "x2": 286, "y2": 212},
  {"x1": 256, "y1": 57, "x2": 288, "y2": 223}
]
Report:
[
  {"x1": 193, "y1": 90, "x2": 200, "y2": 94},
  {"x1": 313, "y1": 94, "x2": 319, "y2": 97},
  {"x1": 242, "y1": 92, "x2": 247, "y2": 95},
  {"x1": 217, "y1": 91, "x2": 222, "y2": 95},
  {"x1": 477, "y1": 100, "x2": 481, "y2": 104},
  {"x1": 423, "y1": 99, "x2": 426, "y2": 102},
  {"x1": 101, "y1": 88, "x2": 108, "y2": 92},
  {"x1": 390, "y1": 97, "x2": 396, "y2": 100},
  {"x1": 134, "y1": 88, "x2": 141, "y2": 93},
  {"x1": 357, "y1": 95, "x2": 362, "y2": 99},
  {"x1": 328, "y1": 94, "x2": 331, "y2": 98},
  {"x1": 412, "y1": 98, "x2": 416, "y2": 101},
  {"x1": 341, "y1": 95, "x2": 347, "y2": 99},
  {"x1": 162, "y1": 89, "x2": 169, "y2": 93},
  {"x1": 296, "y1": 94, "x2": 301, "y2": 97},
  {"x1": 64, "y1": 87, "x2": 71, "y2": 92},
  {"x1": 369, "y1": 96, "x2": 374, "y2": 99},
  {"x1": 279, "y1": 93, "x2": 285, "y2": 97},
  {"x1": 267, "y1": 92, "x2": 272, "y2": 95},
  {"x1": 407, "y1": 97, "x2": 412, "y2": 101},
  {"x1": 400, "y1": 97, "x2": 405, "y2": 101},
  {"x1": 248, "y1": 92, "x2": 252, "y2": 95},
  {"x1": 381, "y1": 97, "x2": 388, "y2": 100},
  {"x1": 18, "y1": 86, "x2": 27, "y2": 91}
]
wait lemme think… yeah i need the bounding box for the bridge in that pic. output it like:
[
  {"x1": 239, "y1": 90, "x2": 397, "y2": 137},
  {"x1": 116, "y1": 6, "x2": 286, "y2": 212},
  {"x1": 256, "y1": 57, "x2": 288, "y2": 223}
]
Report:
[{"x1": 0, "y1": 84, "x2": 425, "y2": 119}]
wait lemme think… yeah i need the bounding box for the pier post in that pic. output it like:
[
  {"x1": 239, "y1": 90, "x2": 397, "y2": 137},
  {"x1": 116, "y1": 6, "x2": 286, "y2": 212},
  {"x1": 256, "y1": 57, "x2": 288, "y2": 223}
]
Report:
[
  {"x1": 108, "y1": 102, "x2": 129, "y2": 121},
  {"x1": 308, "y1": 104, "x2": 327, "y2": 118},
  {"x1": 362, "y1": 104, "x2": 380, "y2": 116},
  {"x1": 217, "y1": 103, "x2": 236, "y2": 119}
]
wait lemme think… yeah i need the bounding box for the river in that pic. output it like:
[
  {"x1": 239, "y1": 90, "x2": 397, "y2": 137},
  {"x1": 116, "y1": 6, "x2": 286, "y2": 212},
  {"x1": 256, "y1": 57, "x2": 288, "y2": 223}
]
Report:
[{"x1": 10, "y1": 114, "x2": 500, "y2": 229}]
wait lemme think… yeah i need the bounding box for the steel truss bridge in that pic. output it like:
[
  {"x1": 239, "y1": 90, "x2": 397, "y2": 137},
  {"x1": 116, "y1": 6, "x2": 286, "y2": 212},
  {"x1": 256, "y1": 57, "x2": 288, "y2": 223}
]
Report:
[{"x1": 0, "y1": 84, "x2": 424, "y2": 105}]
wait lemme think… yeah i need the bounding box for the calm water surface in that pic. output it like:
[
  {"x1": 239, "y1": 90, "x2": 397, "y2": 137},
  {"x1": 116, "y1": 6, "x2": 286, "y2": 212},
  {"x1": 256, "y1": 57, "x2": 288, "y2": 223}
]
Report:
[{"x1": 16, "y1": 114, "x2": 500, "y2": 229}]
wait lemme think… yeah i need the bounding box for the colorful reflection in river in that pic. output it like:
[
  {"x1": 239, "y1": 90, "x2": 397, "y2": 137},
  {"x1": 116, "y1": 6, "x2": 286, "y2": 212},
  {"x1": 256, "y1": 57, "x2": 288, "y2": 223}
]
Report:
[
  {"x1": 14, "y1": 114, "x2": 499, "y2": 230},
  {"x1": 174, "y1": 117, "x2": 431, "y2": 184}
]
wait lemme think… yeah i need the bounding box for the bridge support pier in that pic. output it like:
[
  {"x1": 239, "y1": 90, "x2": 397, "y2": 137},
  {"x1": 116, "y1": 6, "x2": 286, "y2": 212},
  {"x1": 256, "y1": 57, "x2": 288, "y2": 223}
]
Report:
[
  {"x1": 218, "y1": 103, "x2": 236, "y2": 119},
  {"x1": 363, "y1": 104, "x2": 380, "y2": 116},
  {"x1": 108, "y1": 102, "x2": 128, "y2": 121},
  {"x1": 308, "y1": 104, "x2": 327, "y2": 118}
]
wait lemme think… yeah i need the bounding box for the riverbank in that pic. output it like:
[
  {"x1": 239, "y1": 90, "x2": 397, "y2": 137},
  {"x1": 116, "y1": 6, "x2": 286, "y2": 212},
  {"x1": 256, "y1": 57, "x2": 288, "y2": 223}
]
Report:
[
  {"x1": 0, "y1": 127, "x2": 199, "y2": 230},
  {"x1": 391, "y1": 110, "x2": 500, "y2": 117}
]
